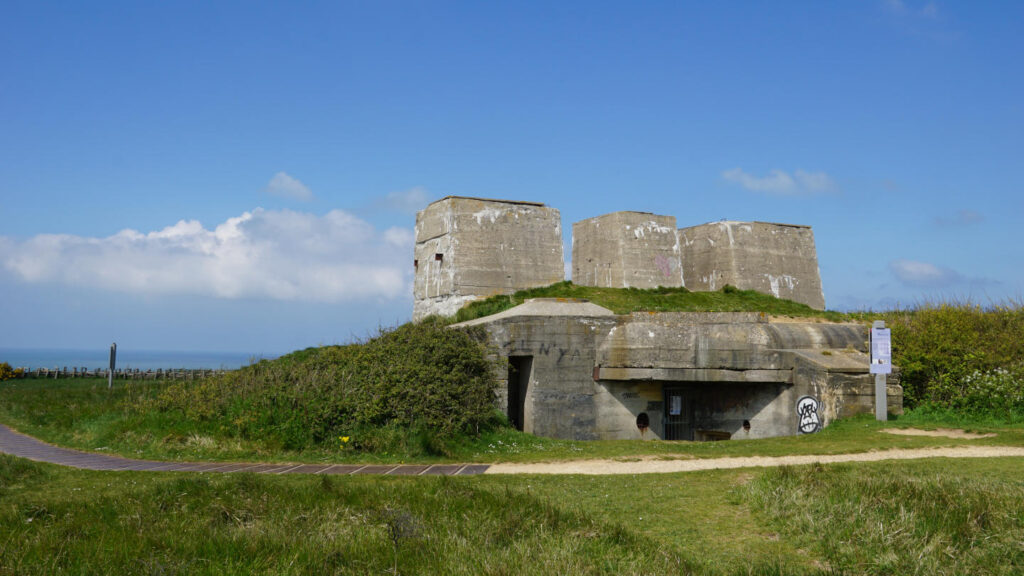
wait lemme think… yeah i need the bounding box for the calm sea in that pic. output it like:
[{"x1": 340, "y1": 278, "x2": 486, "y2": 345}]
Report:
[{"x1": 0, "y1": 348, "x2": 279, "y2": 371}]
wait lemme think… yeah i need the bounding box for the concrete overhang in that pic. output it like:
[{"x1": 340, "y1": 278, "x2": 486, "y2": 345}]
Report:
[
  {"x1": 786, "y1": 348, "x2": 872, "y2": 374},
  {"x1": 594, "y1": 366, "x2": 793, "y2": 383}
]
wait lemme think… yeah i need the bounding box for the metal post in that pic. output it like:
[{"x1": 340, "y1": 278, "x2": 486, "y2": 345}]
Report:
[
  {"x1": 108, "y1": 342, "x2": 117, "y2": 389},
  {"x1": 871, "y1": 321, "x2": 888, "y2": 421}
]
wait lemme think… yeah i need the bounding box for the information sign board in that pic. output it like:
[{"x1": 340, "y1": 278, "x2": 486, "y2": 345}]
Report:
[{"x1": 870, "y1": 328, "x2": 891, "y2": 374}]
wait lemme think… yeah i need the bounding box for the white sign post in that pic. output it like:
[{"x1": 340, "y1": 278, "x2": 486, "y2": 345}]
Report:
[
  {"x1": 870, "y1": 322, "x2": 891, "y2": 421},
  {"x1": 108, "y1": 342, "x2": 117, "y2": 390}
]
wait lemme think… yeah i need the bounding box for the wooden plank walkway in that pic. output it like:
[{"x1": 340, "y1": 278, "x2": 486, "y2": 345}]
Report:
[{"x1": 0, "y1": 424, "x2": 489, "y2": 476}]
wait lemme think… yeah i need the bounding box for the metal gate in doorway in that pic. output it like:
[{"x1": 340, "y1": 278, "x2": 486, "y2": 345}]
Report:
[{"x1": 663, "y1": 387, "x2": 693, "y2": 440}]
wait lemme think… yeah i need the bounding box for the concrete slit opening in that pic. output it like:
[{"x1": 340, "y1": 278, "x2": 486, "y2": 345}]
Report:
[
  {"x1": 507, "y1": 356, "x2": 533, "y2": 432},
  {"x1": 695, "y1": 430, "x2": 731, "y2": 441}
]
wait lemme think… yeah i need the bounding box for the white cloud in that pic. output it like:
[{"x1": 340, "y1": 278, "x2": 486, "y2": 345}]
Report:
[
  {"x1": 888, "y1": 259, "x2": 962, "y2": 288},
  {"x1": 0, "y1": 209, "x2": 414, "y2": 303},
  {"x1": 380, "y1": 186, "x2": 430, "y2": 214},
  {"x1": 264, "y1": 172, "x2": 313, "y2": 201},
  {"x1": 793, "y1": 170, "x2": 838, "y2": 193},
  {"x1": 383, "y1": 227, "x2": 414, "y2": 249},
  {"x1": 722, "y1": 168, "x2": 838, "y2": 195}
]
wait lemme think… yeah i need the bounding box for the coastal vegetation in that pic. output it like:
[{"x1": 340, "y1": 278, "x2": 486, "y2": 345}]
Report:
[
  {"x1": 856, "y1": 301, "x2": 1024, "y2": 421},
  {"x1": 150, "y1": 319, "x2": 499, "y2": 456},
  {"x1": 0, "y1": 362, "x2": 23, "y2": 381}
]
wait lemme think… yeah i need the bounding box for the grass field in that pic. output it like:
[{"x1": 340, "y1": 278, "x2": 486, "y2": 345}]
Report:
[{"x1": 3, "y1": 453, "x2": 1022, "y2": 574}]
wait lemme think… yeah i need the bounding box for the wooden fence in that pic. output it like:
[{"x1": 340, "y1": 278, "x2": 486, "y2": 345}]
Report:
[{"x1": 12, "y1": 367, "x2": 229, "y2": 380}]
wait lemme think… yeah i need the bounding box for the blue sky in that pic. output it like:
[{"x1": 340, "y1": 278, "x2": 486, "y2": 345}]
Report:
[{"x1": 2, "y1": 1, "x2": 1022, "y2": 355}]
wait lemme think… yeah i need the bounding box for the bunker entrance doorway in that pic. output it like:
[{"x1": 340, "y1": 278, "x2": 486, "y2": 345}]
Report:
[
  {"x1": 507, "y1": 356, "x2": 533, "y2": 432},
  {"x1": 663, "y1": 386, "x2": 693, "y2": 441}
]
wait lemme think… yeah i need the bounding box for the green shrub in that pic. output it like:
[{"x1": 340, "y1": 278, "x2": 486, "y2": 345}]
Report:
[
  {"x1": 863, "y1": 302, "x2": 1024, "y2": 412},
  {"x1": 925, "y1": 366, "x2": 1024, "y2": 420},
  {"x1": 150, "y1": 321, "x2": 497, "y2": 452},
  {"x1": 0, "y1": 362, "x2": 24, "y2": 382}
]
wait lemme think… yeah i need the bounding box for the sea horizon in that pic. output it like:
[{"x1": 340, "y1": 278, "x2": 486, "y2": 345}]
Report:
[{"x1": 0, "y1": 347, "x2": 281, "y2": 371}]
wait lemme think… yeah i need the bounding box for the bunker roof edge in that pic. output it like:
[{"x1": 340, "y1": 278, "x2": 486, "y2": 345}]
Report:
[{"x1": 426, "y1": 195, "x2": 547, "y2": 208}]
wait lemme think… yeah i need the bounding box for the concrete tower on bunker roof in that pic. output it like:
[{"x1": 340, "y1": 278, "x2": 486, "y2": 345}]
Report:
[
  {"x1": 677, "y1": 220, "x2": 825, "y2": 309},
  {"x1": 413, "y1": 196, "x2": 565, "y2": 320},
  {"x1": 571, "y1": 211, "x2": 683, "y2": 289}
]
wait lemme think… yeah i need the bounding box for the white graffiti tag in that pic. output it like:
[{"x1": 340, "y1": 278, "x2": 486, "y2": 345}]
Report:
[{"x1": 796, "y1": 396, "x2": 821, "y2": 434}]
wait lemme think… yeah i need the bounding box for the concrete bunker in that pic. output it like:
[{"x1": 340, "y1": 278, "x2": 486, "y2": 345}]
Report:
[
  {"x1": 415, "y1": 196, "x2": 900, "y2": 440},
  {"x1": 456, "y1": 301, "x2": 902, "y2": 441}
]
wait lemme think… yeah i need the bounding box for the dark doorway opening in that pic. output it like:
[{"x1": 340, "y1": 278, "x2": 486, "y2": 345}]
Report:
[
  {"x1": 663, "y1": 386, "x2": 693, "y2": 440},
  {"x1": 507, "y1": 356, "x2": 533, "y2": 431}
]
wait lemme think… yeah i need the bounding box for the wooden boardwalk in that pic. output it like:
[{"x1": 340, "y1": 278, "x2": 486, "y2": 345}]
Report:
[{"x1": 0, "y1": 424, "x2": 489, "y2": 476}]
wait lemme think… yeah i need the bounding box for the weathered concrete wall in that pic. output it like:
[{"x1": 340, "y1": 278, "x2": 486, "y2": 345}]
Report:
[
  {"x1": 413, "y1": 197, "x2": 564, "y2": 320},
  {"x1": 592, "y1": 380, "x2": 665, "y2": 440},
  {"x1": 593, "y1": 379, "x2": 789, "y2": 441},
  {"x1": 459, "y1": 304, "x2": 902, "y2": 442},
  {"x1": 572, "y1": 212, "x2": 682, "y2": 289},
  {"x1": 471, "y1": 314, "x2": 618, "y2": 441},
  {"x1": 590, "y1": 313, "x2": 875, "y2": 439},
  {"x1": 789, "y1": 350, "x2": 903, "y2": 421},
  {"x1": 678, "y1": 221, "x2": 825, "y2": 310}
]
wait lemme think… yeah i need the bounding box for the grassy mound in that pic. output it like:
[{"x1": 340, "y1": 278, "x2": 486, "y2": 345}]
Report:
[
  {"x1": 152, "y1": 320, "x2": 498, "y2": 453},
  {"x1": 451, "y1": 281, "x2": 845, "y2": 323}
]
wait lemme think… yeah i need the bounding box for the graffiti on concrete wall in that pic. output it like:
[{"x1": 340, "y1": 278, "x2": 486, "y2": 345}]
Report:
[
  {"x1": 655, "y1": 254, "x2": 675, "y2": 279},
  {"x1": 796, "y1": 395, "x2": 821, "y2": 434}
]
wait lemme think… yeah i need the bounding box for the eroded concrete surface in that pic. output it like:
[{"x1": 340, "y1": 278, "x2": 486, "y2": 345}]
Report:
[
  {"x1": 413, "y1": 197, "x2": 564, "y2": 320},
  {"x1": 456, "y1": 301, "x2": 901, "y2": 442}
]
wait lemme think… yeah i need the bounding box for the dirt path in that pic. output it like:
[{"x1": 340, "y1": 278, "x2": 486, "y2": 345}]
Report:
[
  {"x1": 485, "y1": 446, "x2": 1024, "y2": 475},
  {"x1": 881, "y1": 427, "x2": 996, "y2": 439},
  {"x1": 3, "y1": 422, "x2": 1023, "y2": 476}
]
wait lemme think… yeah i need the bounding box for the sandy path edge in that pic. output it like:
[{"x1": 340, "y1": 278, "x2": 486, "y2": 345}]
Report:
[{"x1": 485, "y1": 446, "x2": 1024, "y2": 475}]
